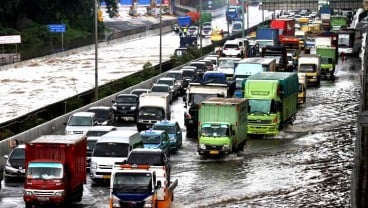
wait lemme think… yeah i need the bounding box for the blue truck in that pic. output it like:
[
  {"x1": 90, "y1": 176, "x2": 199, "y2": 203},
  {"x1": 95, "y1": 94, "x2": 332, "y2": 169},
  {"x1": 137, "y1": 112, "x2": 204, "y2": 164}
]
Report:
[{"x1": 226, "y1": 6, "x2": 243, "y2": 24}]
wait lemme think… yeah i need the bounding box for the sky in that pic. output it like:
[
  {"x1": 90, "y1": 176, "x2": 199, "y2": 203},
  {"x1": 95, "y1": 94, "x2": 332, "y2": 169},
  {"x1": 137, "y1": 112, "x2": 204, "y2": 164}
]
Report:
[{"x1": 0, "y1": 5, "x2": 272, "y2": 124}]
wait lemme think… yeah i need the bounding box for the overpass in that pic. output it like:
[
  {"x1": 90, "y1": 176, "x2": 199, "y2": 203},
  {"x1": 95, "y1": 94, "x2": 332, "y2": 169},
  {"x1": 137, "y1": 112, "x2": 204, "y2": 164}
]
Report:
[{"x1": 261, "y1": 0, "x2": 362, "y2": 10}]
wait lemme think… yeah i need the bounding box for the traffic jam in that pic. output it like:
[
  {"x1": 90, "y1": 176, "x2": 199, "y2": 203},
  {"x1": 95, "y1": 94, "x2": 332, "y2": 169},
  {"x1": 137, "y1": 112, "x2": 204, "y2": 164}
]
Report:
[{"x1": 0, "y1": 3, "x2": 363, "y2": 208}]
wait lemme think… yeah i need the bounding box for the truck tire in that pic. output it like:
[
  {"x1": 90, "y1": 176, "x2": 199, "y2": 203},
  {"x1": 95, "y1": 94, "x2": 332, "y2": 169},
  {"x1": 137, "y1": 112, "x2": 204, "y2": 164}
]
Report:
[{"x1": 25, "y1": 202, "x2": 33, "y2": 208}]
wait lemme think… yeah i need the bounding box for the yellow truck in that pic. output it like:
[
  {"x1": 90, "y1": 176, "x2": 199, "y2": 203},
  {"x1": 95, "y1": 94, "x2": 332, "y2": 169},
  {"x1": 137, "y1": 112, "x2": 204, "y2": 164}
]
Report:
[{"x1": 297, "y1": 73, "x2": 307, "y2": 104}]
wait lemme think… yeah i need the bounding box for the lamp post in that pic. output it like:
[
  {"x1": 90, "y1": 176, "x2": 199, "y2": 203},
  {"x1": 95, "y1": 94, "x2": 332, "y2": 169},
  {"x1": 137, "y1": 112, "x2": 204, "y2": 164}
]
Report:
[
  {"x1": 247, "y1": 0, "x2": 249, "y2": 30},
  {"x1": 159, "y1": 1, "x2": 162, "y2": 73},
  {"x1": 241, "y1": 0, "x2": 245, "y2": 38},
  {"x1": 227, "y1": 0, "x2": 230, "y2": 34},
  {"x1": 94, "y1": 0, "x2": 98, "y2": 101}
]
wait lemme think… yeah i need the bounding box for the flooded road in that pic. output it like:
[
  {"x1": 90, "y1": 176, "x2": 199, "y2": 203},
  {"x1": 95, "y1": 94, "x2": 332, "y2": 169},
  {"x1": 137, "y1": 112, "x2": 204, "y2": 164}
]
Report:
[{"x1": 0, "y1": 56, "x2": 360, "y2": 208}]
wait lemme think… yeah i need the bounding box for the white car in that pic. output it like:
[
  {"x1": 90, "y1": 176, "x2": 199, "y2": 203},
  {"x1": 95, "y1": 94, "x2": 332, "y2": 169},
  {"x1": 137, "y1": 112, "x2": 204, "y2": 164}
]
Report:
[
  {"x1": 201, "y1": 26, "x2": 212, "y2": 37},
  {"x1": 187, "y1": 26, "x2": 199, "y2": 37}
]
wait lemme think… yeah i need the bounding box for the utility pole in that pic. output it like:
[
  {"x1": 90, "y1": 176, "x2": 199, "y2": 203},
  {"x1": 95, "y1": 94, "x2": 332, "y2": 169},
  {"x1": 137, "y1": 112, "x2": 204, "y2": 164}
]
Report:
[
  {"x1": 94, "y1": 0, "x2": 98, "y2": 101},
  {"x1": 227, "y1": 0, "x2": 230, "y2": 34},
  {"x1": 242, "y1": 0, "x2": 245, "y2": 38},
  {"x1": 247, "y1": 0, "x2": 249, "y2": 30},
  {"x1": 159, "y1": 1, "x2": 162, "y2": 73},
  {"x1": 200, "y1": 0, "x2": 202, "y2": 56}
]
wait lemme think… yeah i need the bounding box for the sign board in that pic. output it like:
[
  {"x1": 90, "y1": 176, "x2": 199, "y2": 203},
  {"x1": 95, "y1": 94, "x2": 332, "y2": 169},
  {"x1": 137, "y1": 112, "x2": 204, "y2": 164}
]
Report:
[
  {"x1": 0, "y1": 35, "x2": 21, "y2": 44},
  {"x1": 47, "y1": 24, "x2": 66, "y2": 33}
]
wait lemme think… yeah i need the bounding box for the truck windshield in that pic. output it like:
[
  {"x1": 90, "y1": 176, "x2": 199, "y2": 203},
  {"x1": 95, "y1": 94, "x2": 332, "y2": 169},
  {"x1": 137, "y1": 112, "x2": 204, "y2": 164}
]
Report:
[
  {"x1": 338, "y1": 34, "x2": 350, "y2": 47},
  {"x1": 93, "y1": 143, "x2": 129, "y2": 157},
  {"x1": 190, "y1": 93, "x2": 219, "y2": 105},
  {"x1": 27, "y1": 162, "x2": 63, "y2": 180},
  {"x1": 113, "y1": 172, "x2": 152, "y2": 193},
  {"x1": 299, "y1": 64, "x2": 317, "y2": 72},
  {"x1": 201, "y1": 125, "x2": 229, "y2": 137},
  {"x1": 138, "y1": 107, "x2": 164, "y2": 119},
  {"x1": 141, "y1": 135, "x2": 161, "y2": 144},
  {"x1": 321, "y1": 57, "x2": 333, "y2": 64},
  {"x1": 218, "y1": 59, "x2": 236, "y2": 68},
  {"x1": 127, "y1": 153, "x2": 164, "y2": 166},
  {"x1": 248, "y1": 99, "x2": 273, "y2": 114}
]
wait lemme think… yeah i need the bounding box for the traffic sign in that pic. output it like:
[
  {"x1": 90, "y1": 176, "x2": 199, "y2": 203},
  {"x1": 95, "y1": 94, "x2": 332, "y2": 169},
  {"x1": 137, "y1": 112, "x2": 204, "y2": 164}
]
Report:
[{"x1": 47, "y1": 24, "x2": 66, "y2": 33}]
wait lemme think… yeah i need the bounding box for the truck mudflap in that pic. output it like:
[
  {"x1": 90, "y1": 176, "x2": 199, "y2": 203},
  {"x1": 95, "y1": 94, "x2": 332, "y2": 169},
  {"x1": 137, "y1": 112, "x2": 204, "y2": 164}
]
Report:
[{"x1": 156, "y1": 179, "x2": 178, "y2": 208}]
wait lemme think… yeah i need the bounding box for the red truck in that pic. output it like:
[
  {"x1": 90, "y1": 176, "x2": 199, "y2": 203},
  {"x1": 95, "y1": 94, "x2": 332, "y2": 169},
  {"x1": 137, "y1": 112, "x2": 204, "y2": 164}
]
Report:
[
  {"x1": 23, "y1": 135, "x2": 87, "y2": 208},
  {"x1": 270, "y1": 19, "x2": 295, "y2": 40}
]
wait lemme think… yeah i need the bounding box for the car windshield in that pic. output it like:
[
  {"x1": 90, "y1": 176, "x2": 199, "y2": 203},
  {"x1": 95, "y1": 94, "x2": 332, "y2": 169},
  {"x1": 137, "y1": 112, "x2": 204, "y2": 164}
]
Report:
[
  {"x1": 131, "y1": 90, "x2": 148, "y2": 96},
  {"x1": 93, "y1": 143, "x2": 129, "y2": 157},
  {"x1": 10, "y1": 148, "x2": 25, "y2": 159},
  {"x1": 116, "y1": 96, "x2": 137, "y2": 103},
  {"x1": 157, "y1": 80, "x2": 173, "y2": 86},
  {"x1": 68, "y1": 116, "x2": 92, "y2": 126},
  {"x1": 151, "y1": 85, "x2": 169, "y2": 92},
  {"x1": 182, "y1": 70, "x2": 195, "y2": 77},
  {"x1": 127, "y1": 153, "x2": 164, "y2": 165},
  {"x1": 153, "y1": 125, "x2": 175, "y2": 134},
  {"x1": 141, "y1": 135, "x2": 161, "y2": 144},
  {"x1": 167, "y1": 73, "x2": 182, "y2": 80}
]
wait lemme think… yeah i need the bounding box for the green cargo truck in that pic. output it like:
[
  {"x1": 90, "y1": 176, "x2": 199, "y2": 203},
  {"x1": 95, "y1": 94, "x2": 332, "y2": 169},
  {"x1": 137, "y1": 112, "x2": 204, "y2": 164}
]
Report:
[
  {"x1": 197, "y1": 97, "x2": 248, "y2": 156},
  {"x1": 316, "y1": 46, "x2": 337, "y2": 80},
  {"x1": 330, "y1": 15, "x2": 348, "y2": 31},
  {"x1": 244, "y1": 72, "x2": 299, "y2": 136}
]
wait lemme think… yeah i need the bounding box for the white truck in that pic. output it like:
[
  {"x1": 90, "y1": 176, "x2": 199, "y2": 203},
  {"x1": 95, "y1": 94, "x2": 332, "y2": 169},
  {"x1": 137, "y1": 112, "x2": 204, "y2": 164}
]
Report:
[
  {"x1": 137, "y1": 92, "x2": 171, "y2": 132},
  {"x1": 298, "y1": 55, "x2": 321, "y2": 87}
]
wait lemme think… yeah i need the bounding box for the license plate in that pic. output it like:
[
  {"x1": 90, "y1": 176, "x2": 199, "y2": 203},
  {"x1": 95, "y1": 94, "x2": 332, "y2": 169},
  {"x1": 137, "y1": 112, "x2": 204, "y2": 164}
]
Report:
[
  {"x1": 38, "y1": 197, "x2": 49, "y2": 201},
  {"x1": 103, "y1": 175, "x2": 111, "y2": 179},
  {"x1": 209, "y1": 150, "x2": 219, "y2": 155}
]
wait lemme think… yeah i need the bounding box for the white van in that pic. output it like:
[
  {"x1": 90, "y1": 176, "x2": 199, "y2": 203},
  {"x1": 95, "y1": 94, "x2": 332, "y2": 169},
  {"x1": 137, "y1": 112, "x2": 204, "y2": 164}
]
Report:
[
  {"x1": 89, "y1": 130, "x2": 143, "y2": 183},
  {"x1": 64, "y1": 112, "x2": 97, "y2": 135}
]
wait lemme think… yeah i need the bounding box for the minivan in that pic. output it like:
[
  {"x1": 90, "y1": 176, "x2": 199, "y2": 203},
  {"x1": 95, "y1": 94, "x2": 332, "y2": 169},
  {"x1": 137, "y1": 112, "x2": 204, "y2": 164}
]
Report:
[
  {"x1": 64, "y1": 112, "x2": 98, "y2": 135},
  {"x1": 89, "y1": 130, "x2": 143, "y2": 183},
  {"x1": 4, "y1": 144, "x2": 26, "y2": 180}
]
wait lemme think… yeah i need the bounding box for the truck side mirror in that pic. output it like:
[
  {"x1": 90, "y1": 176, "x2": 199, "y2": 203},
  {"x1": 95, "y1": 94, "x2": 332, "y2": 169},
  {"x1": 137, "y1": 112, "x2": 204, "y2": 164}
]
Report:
[
  {"x1": 156, "y1": 180, "x2": 162, "y2": 189},
  {"x1": 183, "y1": 96, "x2": 186, "y2": 102},
  {"x1": 111, "y1": 100, "x2": 116, "y2": 104}
]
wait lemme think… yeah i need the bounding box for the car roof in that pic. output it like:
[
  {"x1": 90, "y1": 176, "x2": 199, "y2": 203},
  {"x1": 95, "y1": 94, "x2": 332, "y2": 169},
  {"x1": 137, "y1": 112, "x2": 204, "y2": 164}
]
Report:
[
  {"x1": 86, "y1": 125, "x2": 117, "y2": 131},
  {"x1": 71, "y1": 112, "x2": 96, "y2": 117},
  {"x1": 13, "y1": 144, "x2": 26, "y2": 149},
  {"x1": 131, "y1": 88, "x2": 150, "y2": 92},
  {"x1": 88, "y1": 106, "x2": 112, "y2": 110},
  {"x1": 140, "y1": 129, "x2": 166, "y2": 136},
  {"x1": 158, "y1": 77, "x2": 175, "y2": 81},
  {"x1": 117, "y1": 93, "x2": 138, "y2": 98},
  {"x1": 153, "y1": 120, "x2": 177, "y2": 126},
  {"x1": 152, "y1": 83, "x2": 169, "y2": 87},
  {"x1": 129, "y1": 148, "x2": 164, "y2": 154},
  {"x1": 98, "y1": 130, "x2": 139, "y2": 143}
]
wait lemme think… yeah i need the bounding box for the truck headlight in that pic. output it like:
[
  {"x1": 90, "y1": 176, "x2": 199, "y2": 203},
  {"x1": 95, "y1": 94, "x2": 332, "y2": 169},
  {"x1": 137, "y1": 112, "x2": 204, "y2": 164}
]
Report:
[
  {"x1": 90, "y1": 161, "x2": 97, "y2": 169},
  {"x1": 112, "y1": 105, "x2": 117, "y2": 110},
  {"x1": 223, "y1": 145, "x2": 230, "y2": 151},
  {"x1": 130, "y1": 106, "x2": 136, "y2": 110},
  {"x1": 65, "y1": 130, "x2": 74, "y2": 135},
  {"x1": 24, "y1": 190, "x2": 34, "y2": 196},
  {"x1": 54, "y1": 191, "x2": 65, "y2": 197},
  {"x1": 143, "y1": 195, "x2": 153, "y2": 208},
  {"x1": 110, "y1": 195, "x2": 121, "y2": 208},
  {"x1": 199, "y1": 144, "x2": 206, "y2": 150},
  {"x1": 312, "y1": 76, "x2": 317, "y2": 79}
]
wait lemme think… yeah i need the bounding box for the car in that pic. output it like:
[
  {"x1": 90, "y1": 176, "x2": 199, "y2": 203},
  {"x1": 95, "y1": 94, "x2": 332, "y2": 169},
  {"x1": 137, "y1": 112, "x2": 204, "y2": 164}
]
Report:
[
  {"x1": 181, "y1": 67, "x2": 197, "y2": 90},
  {"x1": 85, "y1": 126, "x2": 117, "y2": 170},
  {"x1": 111, "y1": 93, "x2": 139, "y2": 122},
  {"x1": 64, "y1": 112, "x2": 98, "y2": 135},
  {"x1": 187, "y1": 25, "x2": 199, "y2": 37},
  {"x1": 166, "y1": 70, "x2": 185, "y2": 96},
  {"x1": 201, "y1": 25, "x2": 212, "y2": 37},
  {"x1": 140, "y1": 129, "x2": 171, "y2": 157},
  {"x1": 152, "y1": 120, "x2": 183, "y2": 152},
  {"x1": 3, "y1": 144, "x2": 26, "y2": 180},
  {"x1": 189, "y1": 61, "x2": 208, "y2": 75},
  {"x1": 231, "y1": 21, "x2": 243, "y2": 35},
  {"x1": 156, "y1": 77, "x2": 179, "y2": 100},
  {"x1": 87, "y1": 106, "x2": 115, "y2": 125},
  {"x1": 126, "y1": 148, "x2": 171, "y2": 182},
  {"x1": 199, "y1": 59, "x2": 215, "y2": 71},
  {"x1": 222, "y1": 39, "x2": 245, "y2": 57},
  {"x1": 150, "y1": 83, "x2": 173, "y2": 104},
  {"x1": 130, "y1": 88, "x2": 151, "y2": 97}
]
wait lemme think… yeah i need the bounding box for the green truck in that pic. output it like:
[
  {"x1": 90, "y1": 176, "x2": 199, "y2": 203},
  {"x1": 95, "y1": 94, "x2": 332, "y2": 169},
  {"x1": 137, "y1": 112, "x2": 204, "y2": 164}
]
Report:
[
  {"x1": 330, "y1": 15, "x2": 348, "y2": 31},
  {"x1": 197, "y1": 97, "x2": 248, "y2": 156},
  {"x1": 244, "y1": 72, "x2": 299, "y2": 136},
  {"x1": 316, "y1": 46, "x2": 337, "y2": 80}
]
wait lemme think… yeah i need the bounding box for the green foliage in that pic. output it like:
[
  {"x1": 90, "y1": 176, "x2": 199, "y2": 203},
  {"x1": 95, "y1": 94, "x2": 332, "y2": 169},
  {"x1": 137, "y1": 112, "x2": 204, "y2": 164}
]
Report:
[
  {"x1": 171, "y1": 47, "x2": 203, "y2": 67},
  {"x1": 143, "y1": 61, "x2": 153, "y2": 70}
]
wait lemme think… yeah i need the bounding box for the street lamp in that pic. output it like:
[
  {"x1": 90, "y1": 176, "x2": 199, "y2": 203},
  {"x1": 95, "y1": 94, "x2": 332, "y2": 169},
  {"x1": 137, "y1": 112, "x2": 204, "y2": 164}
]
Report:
[
  {"x1": 159, "y1": 1, "x2": 162, "y2": 73},
  {"x1": 242, "y1": 0, "x2": 245, "y2": 38},
  {"x1": 94, "y1": 0, "x2": 98, "y2": 101},
  {"x1": 200, "y1": 0, "x2": 202, "y2": 56}
]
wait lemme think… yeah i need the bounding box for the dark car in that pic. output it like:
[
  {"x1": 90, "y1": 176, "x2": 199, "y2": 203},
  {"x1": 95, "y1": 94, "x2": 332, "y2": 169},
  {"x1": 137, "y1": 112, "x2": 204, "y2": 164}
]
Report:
[
  {"x1": 112, "y1": 94, "x2": 139, "y2": 122},
  {"x1": 87, "y1": 106, "x2": 115, "y2": 125},
  {"x1": 4, "y1": 144, "x2": 26, "y2": 180}
]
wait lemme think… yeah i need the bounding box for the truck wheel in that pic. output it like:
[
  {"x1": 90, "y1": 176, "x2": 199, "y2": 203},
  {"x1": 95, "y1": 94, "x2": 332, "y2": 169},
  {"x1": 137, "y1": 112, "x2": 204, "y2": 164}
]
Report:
[{"x1": 25, "y1": 202, "x2": 33, "y2": 208}]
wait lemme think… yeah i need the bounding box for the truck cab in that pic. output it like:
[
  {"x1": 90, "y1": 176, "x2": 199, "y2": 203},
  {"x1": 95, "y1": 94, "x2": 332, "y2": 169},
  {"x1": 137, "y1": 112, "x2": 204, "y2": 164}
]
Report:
[{"x1": 298, "y1": 55, "x2": 321, "y2": 87}]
